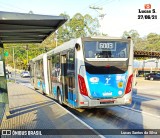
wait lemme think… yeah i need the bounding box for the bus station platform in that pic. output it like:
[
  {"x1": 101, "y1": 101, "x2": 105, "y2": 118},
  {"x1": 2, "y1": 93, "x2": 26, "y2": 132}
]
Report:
[
  {"x1": 0, "y1": 82, "x2": 100, "y2": 138},
  {"x1": 0, "y1": 103, "x2": 5, "y2": 125}
]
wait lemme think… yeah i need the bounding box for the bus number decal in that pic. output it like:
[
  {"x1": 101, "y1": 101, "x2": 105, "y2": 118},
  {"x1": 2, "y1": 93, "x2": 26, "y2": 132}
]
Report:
[{"x1": 97, "y1": 42, "x2": 116, "y2": 51}]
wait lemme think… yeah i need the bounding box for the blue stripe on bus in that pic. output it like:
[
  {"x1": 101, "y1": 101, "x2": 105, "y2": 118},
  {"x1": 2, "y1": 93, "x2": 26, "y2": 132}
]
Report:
[
  {"x1": 37, "y1": 81, "x2": 41, "y2": 88},
  {"x1": 52, "y1": 86, "x2": 57, "y2": 96},
  {"x1": 42, "y1": 82, "x2": 45, "y2": 92},
  {"x1": 86, "y1": 71, "x2": 128, "y2": 98},
  {"x1": 68, "y1": 91, "x2": 77, "y2": 107},
  {"x1": 37, "y1": 81, "x2": 45, "y2": 92}
]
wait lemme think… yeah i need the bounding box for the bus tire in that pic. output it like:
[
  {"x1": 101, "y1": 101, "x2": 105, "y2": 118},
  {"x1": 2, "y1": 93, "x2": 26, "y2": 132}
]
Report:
[
  {"x1": 42, "y1": 87, "x2": 46, "y2": 95},
  {"x1": 57, "y1": 89, "x2": 63, "y2": 105},
  {"x1": 34, "y1": 87, "x2": 38, "y2": 90}
]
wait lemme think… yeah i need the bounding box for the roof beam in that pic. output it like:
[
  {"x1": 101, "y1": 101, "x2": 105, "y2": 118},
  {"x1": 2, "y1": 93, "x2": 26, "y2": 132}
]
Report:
[
  {"x1": 0, "y1": 28, "x2": 54, "y2": 33},
  {"x1": 0, "y1": 24, "x2": 55, "y2": 30},
  {"x1": 2, "y1": 40, "x2": 43, "y2": 43}
]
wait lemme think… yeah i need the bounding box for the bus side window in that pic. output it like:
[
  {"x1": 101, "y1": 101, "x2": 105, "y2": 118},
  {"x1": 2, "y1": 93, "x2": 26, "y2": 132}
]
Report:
[
  {"x1": 57, "y1": 55, "x2": 61, "y2": 82},
  {"x1": 40, "y1": 60, "x2": 44, "y2": 79},
  {"x1": 52, "y1": 54, "x2": 60, "y2": 82},
  {"x1": 67, "y1": 50, "x2": 75, "y2": 74},
  {"x1": 67, "y1": 49, "x2": 75, "y2": 89},
  {"x1": 36, "y1": 61, "x2": 41, "y2": 79}
]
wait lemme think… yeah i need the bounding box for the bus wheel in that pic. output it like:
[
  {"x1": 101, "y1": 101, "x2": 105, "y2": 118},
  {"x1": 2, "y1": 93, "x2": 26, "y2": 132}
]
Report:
[
  {"x1": 57, "y1": 89, "x2": 63, "y2": 105},
  {"x1": 34, "y1": 87, "x2": 38, "y2": 90}
]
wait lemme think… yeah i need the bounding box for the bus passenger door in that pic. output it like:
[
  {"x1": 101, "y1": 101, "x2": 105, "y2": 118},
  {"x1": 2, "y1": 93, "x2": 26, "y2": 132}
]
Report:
[
  {"x1": 61, "y1": 54, "x2": 68, "y2": 102},
  {"x1": 67, "y1": 50, "x2": 76, "y2": 107},
  {"x1": 47, "y1": 57, "x2": 52, "y2": 95}
]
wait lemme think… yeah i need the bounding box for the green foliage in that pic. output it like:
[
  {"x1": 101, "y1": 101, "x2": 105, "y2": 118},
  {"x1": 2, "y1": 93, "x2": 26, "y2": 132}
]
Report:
[
  {"x1": 4, "y1": 44, "x2": 47, "y2": 69},
  {"x1": 58, "y1": 13, "x2": 100, "y2": 43},
  {"x1": 122, "y1": 29, "x2": 140, "y2": 44},
  {"x1": 122, "y1": 30, "x2": 160, "y2": 52}
]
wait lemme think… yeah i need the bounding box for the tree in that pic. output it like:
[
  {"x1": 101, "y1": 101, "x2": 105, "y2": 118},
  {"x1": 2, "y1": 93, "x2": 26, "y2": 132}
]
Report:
[
  {"x1": 122, "y1": 30, "x2": 140, "y2": 44},
  {"x1": 57, "y1": 13, "x2": 71, "y2": 44},
  {"x1": 57, "y1": 13, "x2": 100, "y2": 44},
  {"x1": 146, "y1": 33, "x2": 160, "y2": 51},
  {"x1": 134, "y1": 37, "x2": 148, "y2": 51},
  {"x1": 147, "y1": 33, "x2": 160, "y2": 44},
  {"x1": 84, "y1": 14, "x2": 100, "y2": 36},
  {"x1": 42, "y1": 33, "x2": 57, "y2": 48},
  {"x1": 69, "y1": 13, "x2": 85, "y2": 38},
  {"x1": 122, "y1": 30, "x2": 160, "y2": 52}
]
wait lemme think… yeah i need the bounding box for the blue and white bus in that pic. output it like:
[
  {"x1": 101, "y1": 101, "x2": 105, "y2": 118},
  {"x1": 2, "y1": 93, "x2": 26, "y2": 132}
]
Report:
[{"x1": 30, "y1": 36, "x2": 133, "y2": 108}]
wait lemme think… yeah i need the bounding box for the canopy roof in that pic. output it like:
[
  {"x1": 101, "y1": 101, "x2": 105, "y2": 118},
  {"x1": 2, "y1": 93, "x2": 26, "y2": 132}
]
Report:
[{"x1": 0, "y1": 11, "x2": 67, "y2": 43}]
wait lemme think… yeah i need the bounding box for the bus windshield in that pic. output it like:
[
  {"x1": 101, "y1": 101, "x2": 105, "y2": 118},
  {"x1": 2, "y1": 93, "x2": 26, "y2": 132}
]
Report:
[{"x1": 84, "y1": 41, "x2": 129, "y2": 59}]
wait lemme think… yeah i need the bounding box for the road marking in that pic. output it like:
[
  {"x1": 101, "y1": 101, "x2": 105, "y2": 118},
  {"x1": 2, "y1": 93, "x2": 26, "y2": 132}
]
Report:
[
  {"x1": 56, "y1": 103, "x2": 105, "y2": 138},
  {"x1": 132, "y1": 95, "x2": 153, "y2": 100},
  {"x1": 133, "y1": 94, "x2": 160, "y2": 100},
  {"x1": 120, "y1": 106, "x2": 160, "y2": 118}
]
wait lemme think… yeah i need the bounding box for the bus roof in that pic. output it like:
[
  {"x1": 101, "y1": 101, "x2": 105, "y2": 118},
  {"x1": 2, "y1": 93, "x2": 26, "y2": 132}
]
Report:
[
  {"x1": 47, "y1": 38, "x2": 80, "y2": 56},
  {"x1": 83, "y1": 36, "x2": 130, "y2": 41}
]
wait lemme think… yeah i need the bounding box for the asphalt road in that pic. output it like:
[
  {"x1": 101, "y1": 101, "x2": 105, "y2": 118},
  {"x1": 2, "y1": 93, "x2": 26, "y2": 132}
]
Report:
[
  {"x1": 66, "y1": 77, "x2": 160, "y2": 137},
  {"x1": 8, "y1": 75, "x2": 160, "y2": 138}
]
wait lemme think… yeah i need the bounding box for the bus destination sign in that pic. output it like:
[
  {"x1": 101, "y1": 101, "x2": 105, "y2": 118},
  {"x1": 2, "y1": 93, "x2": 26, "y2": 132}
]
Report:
[{"x1": 97, "y1": 42, "x2": 116, "y2": 51}]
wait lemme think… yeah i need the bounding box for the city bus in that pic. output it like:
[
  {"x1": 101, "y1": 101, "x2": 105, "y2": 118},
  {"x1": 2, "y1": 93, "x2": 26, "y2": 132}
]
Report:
[{"x1": 30, "y1": 36, "x2": 133, "y2": 108}]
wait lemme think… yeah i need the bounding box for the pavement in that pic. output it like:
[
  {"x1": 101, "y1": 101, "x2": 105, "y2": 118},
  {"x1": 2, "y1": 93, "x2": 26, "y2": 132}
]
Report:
[
  {"x1": 0, "y1": 103, "x2": 5, "y2": 125},
  {"x1": 0, "y1": 82, "x2": 101, "y2": 138},
  {"x1": 133, "y1": 77, "x2": 160, "y2": 97}
]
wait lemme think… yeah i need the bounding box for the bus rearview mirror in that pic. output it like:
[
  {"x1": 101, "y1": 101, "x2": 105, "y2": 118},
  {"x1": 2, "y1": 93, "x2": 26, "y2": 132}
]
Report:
[{"x1": 75, "y1": 43, "x2": 80, "y2": 51}]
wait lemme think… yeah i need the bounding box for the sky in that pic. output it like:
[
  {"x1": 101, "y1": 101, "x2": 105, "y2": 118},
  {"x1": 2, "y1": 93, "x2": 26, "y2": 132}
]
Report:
[{"x1": 0, "y1": 0, "x2": 159, "y2": 37}]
